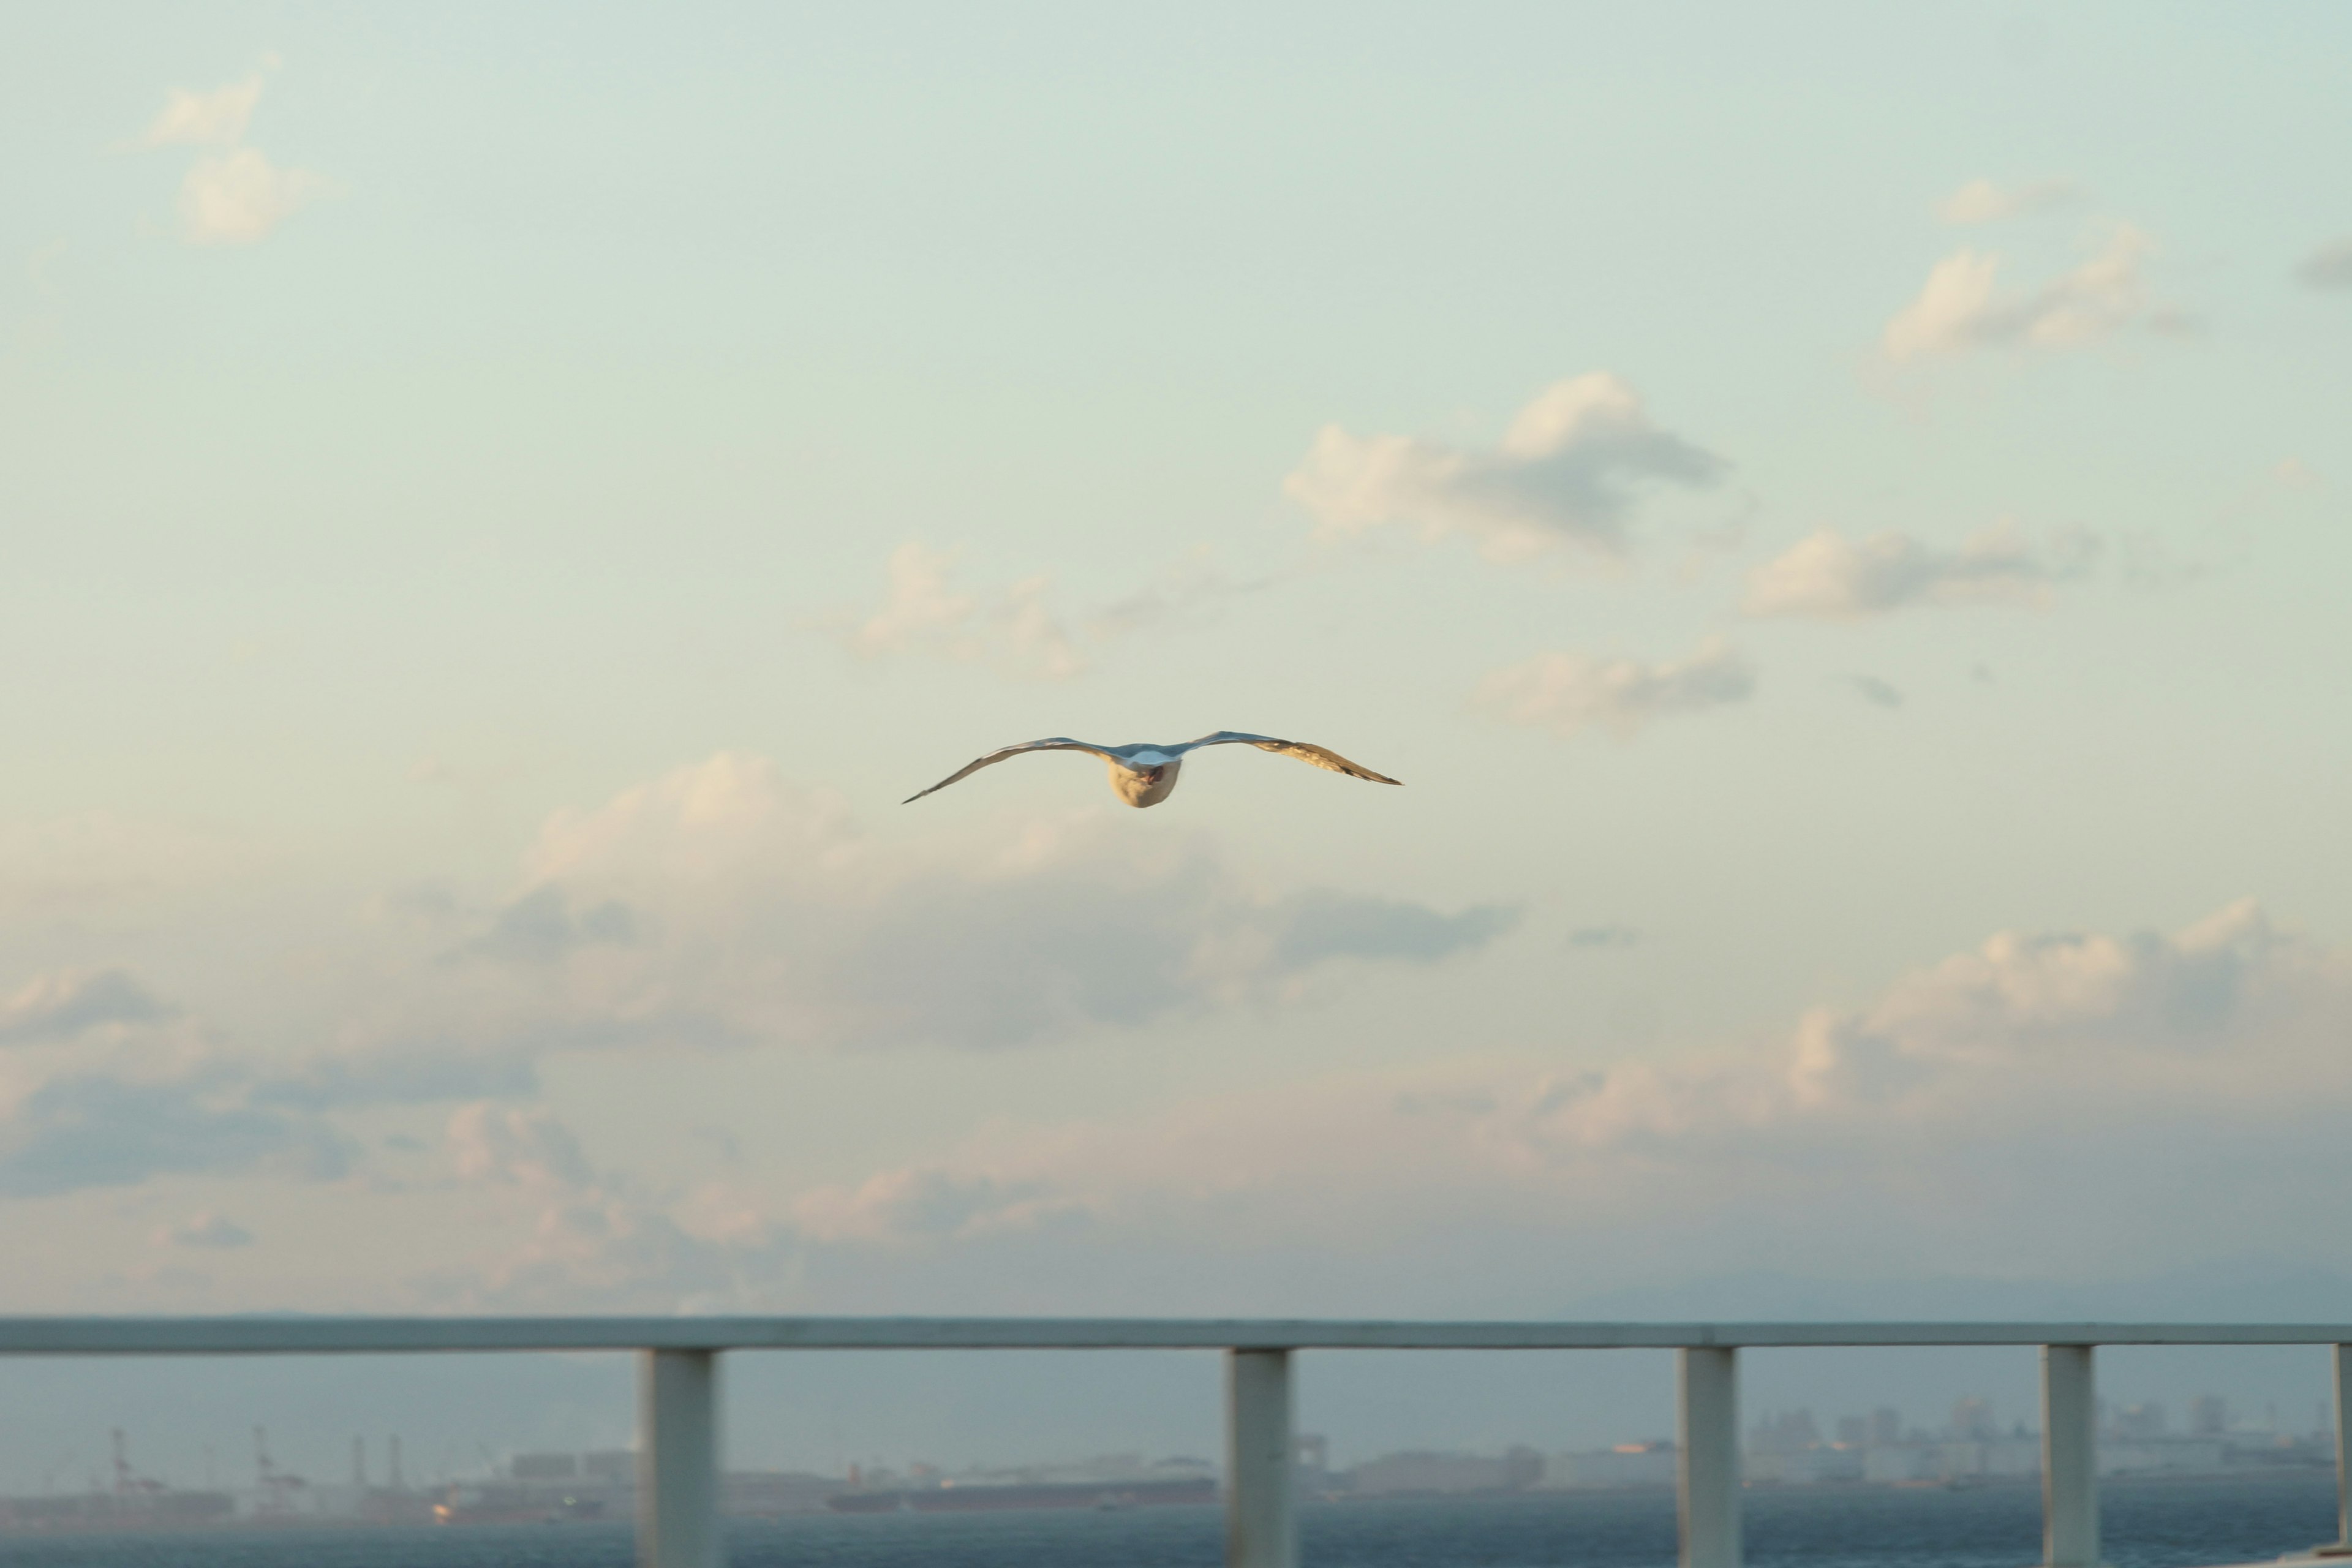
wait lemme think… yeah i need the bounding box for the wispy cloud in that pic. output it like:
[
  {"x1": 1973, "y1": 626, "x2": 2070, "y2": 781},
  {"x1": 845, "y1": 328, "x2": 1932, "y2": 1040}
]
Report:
[
  {"x1": 0, "y1": 1071, "x2": 350, "y2": 1199},
  {"x1": 0, "y1": 968, "x2": 172, "y2": 1046},
  {"x1": 0, "y1": 812, "x2": 242, "y2": 923},
  {"x1": 244, "y1": 1044, "x2": 541, "y2": 1112},
  {"x1": 1883, "y1": 224, "x2": 2177, "y2": 363},
  {"x1": 793, "y1": 1167, "x2": 1073, "y2": 1245},
  {"x1": 142, "y1": 76, "x2": 263, "y2": 148},
  {"x1": 1841, "y1": 674, "x2": 1905, "y2": 710},
  {"x1": 1083, "y1": 549, "x2": 1250, "y2": 642},
  {"x1": 421, "y1": 1101, "x2": 788, "y2": 1310},
  {"x1": 833, "y1": 543, "x2": 1254, "y2": 682},
  {"x1": 1272, "y1": 893, "x2": 1518, "y2": 969},
  {"x1": 1473, "y1": 638, "x2": 1755, "y2": 741},
  {"x1": 837, "y1": 543, "x2": 1083, "y2": 679},
  {"x1": 448, "y1": 1103, "x2": 595, "y2": 1189},
  {"x1": 1284, "y1": 374, "x2": 1727, "y2": 562},
  {"x1": 2297, "y1": 239, "x2": 2352, "y2": 292},
  {"x1": 1936, "y1": 176, "x2": 2086, "y2": 225},
  {"x1": 1743, "y1": 522, "x2": 2098, "y2": 619}
]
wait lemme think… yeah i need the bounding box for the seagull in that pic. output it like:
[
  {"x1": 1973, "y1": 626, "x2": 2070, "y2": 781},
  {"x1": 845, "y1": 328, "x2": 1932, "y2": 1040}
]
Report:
[{"x1": 903, "y1": 731, "x2": 1403, "y2": 809}]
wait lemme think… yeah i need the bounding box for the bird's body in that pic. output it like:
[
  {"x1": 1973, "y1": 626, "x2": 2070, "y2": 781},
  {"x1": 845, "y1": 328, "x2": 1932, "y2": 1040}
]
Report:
[
  {"x1": 1109, "y1": 756, "x2": 1182, "y2": 807},
  {"x1": 904, "y1": 731, "x2": 1400, "y2": 808}
]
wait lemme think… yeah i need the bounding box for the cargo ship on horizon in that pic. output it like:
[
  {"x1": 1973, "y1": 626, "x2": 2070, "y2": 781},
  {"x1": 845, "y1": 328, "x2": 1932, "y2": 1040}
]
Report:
[{"x1": 827, "y1": 1474, "x2": 1216, "y2": 1513}]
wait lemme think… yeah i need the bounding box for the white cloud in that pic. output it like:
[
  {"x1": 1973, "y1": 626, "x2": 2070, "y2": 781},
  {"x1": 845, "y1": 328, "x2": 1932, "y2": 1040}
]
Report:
[
  {"x1": 1507, "y1": 898, "x2": 2321, "y2": 1156},
  {"x1": 154, "y1": 1212, "x2": 254, "y2": 1249},
  {"x1": 459, "y1": 752, "x2": 1517, "y2": 1053},
  {"x1": 1742, "y1": 521, "x2": 2097, "y2": 619},
  {"x1": 143, "y1": 77, "x2": 263, "y2": 148},
  {"x1": 1482, "y1": 899, "x2": 2340, "y2": 1161},
  {"x1": 135, "y1": 67, "x2": 326, "y2": 247},
  {"x1": 1283, "y1": 374, "x2": 1727, "y2": 562},
  {"x1": 538, "y1": 751, "x2": 849, "y2": 876},
  {"x1": 178, "y1": 148, "x2": 324, "y2": 246},
  {"x1": 1811, "y1": 897, "x2": 2291, "y2": 1064},
  {"x1": 1936, "y1": 177, "x2": 2085, "y2": 225},
  {"x1": 2298, "y1": 239, "x2": 2352, "y2": 292},
  {"x1": 793, "y1": 1167, "x2": 1077, "y2": 1245},
  {"x1": 1472, "y1": 638, "x2": 1755, "y2": 741},
  {"x1": 1883, "y1": 225, "x2": 2169, "y2": 363}
]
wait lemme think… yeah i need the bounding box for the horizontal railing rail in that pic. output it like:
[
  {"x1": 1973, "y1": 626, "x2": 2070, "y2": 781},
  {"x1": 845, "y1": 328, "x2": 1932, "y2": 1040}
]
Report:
[
  {"x1": 2, "y1": 1316, "x2": 2351, "y2": 1353},
  {"x1": 0, "y1": 1317, "x2": 2343, "y2": 1568}
]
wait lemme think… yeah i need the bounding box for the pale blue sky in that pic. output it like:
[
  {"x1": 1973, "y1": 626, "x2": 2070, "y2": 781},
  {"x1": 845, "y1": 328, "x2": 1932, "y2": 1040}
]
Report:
[{"x1": 0, "y1": 0, "x2": 2349, "y2": 1480}]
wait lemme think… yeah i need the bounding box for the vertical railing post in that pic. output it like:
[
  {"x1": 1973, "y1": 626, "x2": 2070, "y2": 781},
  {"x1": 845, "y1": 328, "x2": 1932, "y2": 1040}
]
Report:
[
  {"x1": 2041, "y1": 1344, "x2": 2099, "y2": 1568},
  {"x1": 1677, "y1": 1346, "x2": 1741, "y2": 1568},
  {"x1": 2321, "y1": 1343, "x2": 2352, "y2": 1555},
  {"x1": 1226, "y1": 1348, "x2": 1297, "y2": 1568},
  {"x1": 639, "y1": 1348, "x2": 722, "y2": 1568}
]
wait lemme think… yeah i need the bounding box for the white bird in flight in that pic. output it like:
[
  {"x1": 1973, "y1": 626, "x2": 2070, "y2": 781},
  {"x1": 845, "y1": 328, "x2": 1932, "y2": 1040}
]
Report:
[{"x1": 904, "y1": 731, "x2": 1403, "y2": 809}]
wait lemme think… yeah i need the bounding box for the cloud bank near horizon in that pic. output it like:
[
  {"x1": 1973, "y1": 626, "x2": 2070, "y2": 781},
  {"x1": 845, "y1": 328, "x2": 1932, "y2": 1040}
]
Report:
[
  {"x1": 0, "y1": 617, "x2": 2340, "y2": 1311},
  {"x1": 353, "y1": 894, "x2": 2352, "y2": 1314}
]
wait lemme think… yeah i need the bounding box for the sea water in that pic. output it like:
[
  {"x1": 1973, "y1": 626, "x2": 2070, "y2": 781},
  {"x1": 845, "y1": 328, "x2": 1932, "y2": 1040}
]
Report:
[{"x1": 0, "y1": 1473, "x2": 2331, "y2": 1568}]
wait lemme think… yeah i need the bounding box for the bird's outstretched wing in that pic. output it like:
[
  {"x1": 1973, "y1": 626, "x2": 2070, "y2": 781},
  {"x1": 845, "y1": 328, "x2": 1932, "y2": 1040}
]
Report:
[
  {"x1": 1172, "y1": 731, "x2": 1403, "y2": 786},
  {"x1": 902, "y1": 739, "x2": 1123, "y2": 804}
]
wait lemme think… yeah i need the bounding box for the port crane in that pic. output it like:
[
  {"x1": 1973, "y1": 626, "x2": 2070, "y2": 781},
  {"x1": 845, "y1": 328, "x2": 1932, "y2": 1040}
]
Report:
[
  {"x1": 108, "y1": 1428, "x2": 164, "y2": 1496},
  {"x1": 252, "y1": 1425, "x2": 306, "y2": 1516}
]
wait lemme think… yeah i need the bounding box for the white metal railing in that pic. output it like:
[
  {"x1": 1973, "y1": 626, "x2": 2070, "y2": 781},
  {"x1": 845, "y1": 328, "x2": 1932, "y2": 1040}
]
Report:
[{"x1": 3, "y1": 1317, "x2": 2350, "y2": 1568}]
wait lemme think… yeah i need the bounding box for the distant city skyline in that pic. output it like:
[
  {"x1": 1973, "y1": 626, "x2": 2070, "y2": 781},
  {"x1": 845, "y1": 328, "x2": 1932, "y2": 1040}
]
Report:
[{"x1": 12, "y1": 1374, "x2": 2331, "y2": 1524}]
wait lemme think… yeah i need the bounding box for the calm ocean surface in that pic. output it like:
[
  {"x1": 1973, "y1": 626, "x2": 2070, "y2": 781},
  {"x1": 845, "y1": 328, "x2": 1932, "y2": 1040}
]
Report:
[{"x1": 0, "y1": 1474, "x2": 2333, "y2": 1568}]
